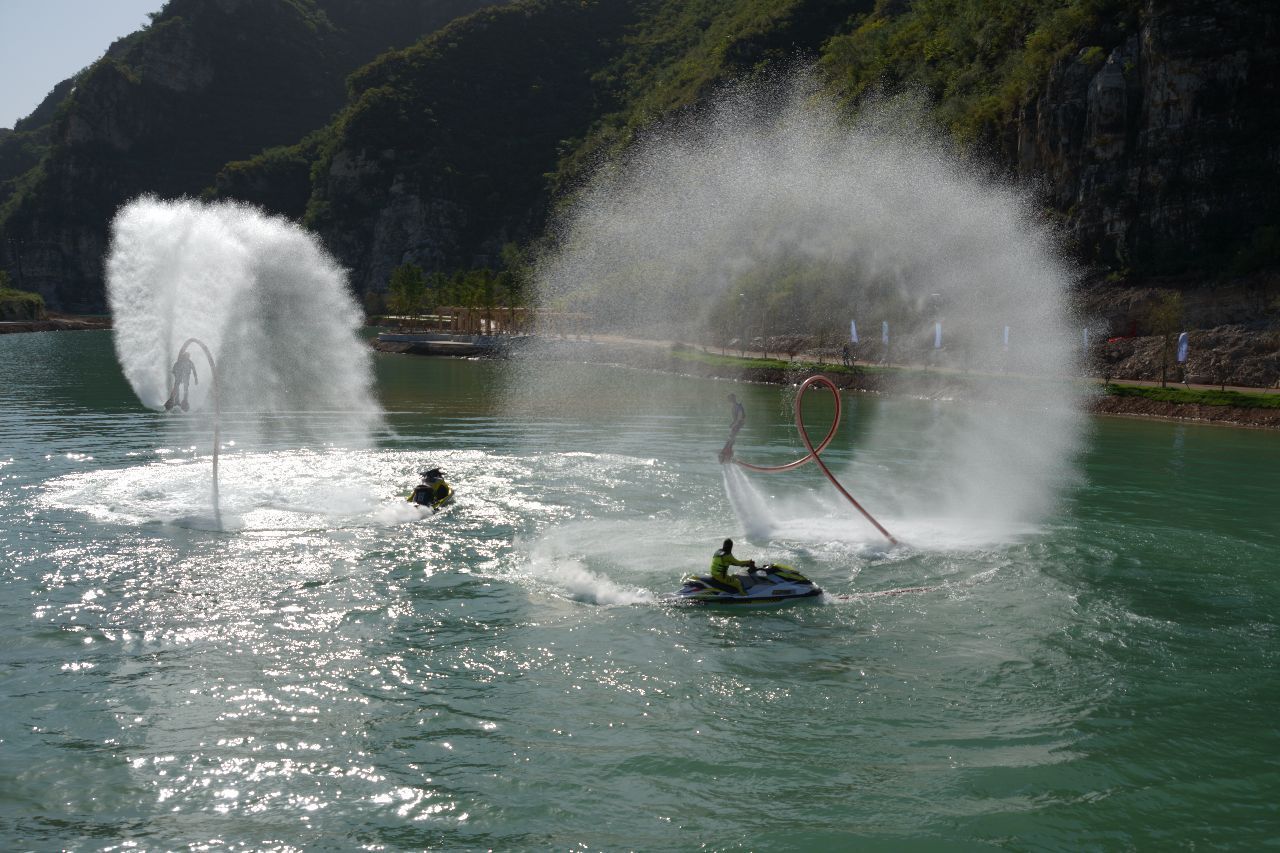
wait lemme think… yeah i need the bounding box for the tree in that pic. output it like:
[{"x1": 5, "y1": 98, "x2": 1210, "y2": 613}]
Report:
[
  {"x1": 499, "y1": 242, "x2": 530, "y2": 307},
  {"x1": 387, "y1": 263, "x2": 427, "y2": 320},
  {"x1": 1147, "y1": 291, "x2": 1184, "y2": 387}
]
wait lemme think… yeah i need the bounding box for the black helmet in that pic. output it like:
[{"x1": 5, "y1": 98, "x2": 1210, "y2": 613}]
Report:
[
  {"x1": 722, "y1": 538, "x2": 733, "y2": 551},
  {"x1": 421, "y1": 468, "x2": 443, "y2": 480}
]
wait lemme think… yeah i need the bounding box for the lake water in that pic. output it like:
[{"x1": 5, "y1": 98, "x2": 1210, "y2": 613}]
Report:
[{"x1": 2, "y1": 331, "x2": 1277, "y2": 850}]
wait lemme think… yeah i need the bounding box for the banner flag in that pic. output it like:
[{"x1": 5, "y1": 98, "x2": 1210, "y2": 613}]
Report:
[
  {"x1": 1177, "y1": 331, "x2": 1189, "y2": 363},
  {"x1": 934, "y1": 322, "x2": 942, "y2": 349},
  {"x1": 849, "y1": 319, "x2": 858, "y2": 343},
  {"x1": 882, "y1": 321, "x2": 889, "y2": 346},
  {"x1": 1003, "y1": 325, "x2": 1010, "y2": 350}
]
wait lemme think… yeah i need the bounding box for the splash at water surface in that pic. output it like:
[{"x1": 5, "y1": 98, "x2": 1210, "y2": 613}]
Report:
[
  {"x1": 106, "y1": 196, "x2": 382, "y2": 449},
  {"x1": 516, "y1": 79, "x2": 1088, "y2": 543}
]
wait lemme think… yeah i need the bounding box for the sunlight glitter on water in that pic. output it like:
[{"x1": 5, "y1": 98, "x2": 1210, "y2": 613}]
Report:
[{"x1": 5, "y1": 336, "x2": 1279, "y2": 849}]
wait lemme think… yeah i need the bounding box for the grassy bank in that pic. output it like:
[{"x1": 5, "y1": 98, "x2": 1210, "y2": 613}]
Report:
[
  {"x1": 669, "y1": 347, "x2": 898, "y2": 377},
  {"x1": 0, "y1": 286, "x2": 46, "y2": 321},
  {"x1": 669, "y1": 346, "x2": 1280, "y2": 412},
  {"x1": 1103, "y1": 383, "x2": 1280, "y2": 409}
]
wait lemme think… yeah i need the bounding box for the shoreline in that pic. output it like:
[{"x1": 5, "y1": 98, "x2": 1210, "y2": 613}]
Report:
[
  {"x1": 675, "y1": 357, "x2": 1280, "y2": 429},
  {"x1": 0, "y1": 315, "x2": 111, "y2": 334},
  {"x1": 378, "y1": 335, "x2": 1280, "y2": 430},
  {"x1": 1086, "y1": 394, "x2": 1280, "y2": 429},
  {"x1": 11, "y1": 322, "x2": 1276, "y2": 428}
]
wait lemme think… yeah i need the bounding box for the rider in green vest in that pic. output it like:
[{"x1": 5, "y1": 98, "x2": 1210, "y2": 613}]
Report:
[
  {"x1": 710, "y1": 538, "x2": 755, "y2": 594},
  {"x1": 410, "y1": 468, "x2": 453, "y2": 511}
]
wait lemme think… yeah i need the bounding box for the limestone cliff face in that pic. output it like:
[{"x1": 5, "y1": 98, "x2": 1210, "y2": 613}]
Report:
[{"x1": 1014, "y1": 0, "x2": 1280, "y2": 275}]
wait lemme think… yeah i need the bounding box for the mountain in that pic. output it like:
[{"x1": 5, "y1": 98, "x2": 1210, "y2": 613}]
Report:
[
  {"x1": 820, "y1": 0, "x2": 1280, "y2": 279},
  {"x1": 1, "y1": 0, "x2": 1276, "y2": 324},
  {"x1": 292, "y1": 0, "x2": 862, "y2": 294},
  {"x1": 0, "y1": 0, "x2": 497, "y2": 312}
]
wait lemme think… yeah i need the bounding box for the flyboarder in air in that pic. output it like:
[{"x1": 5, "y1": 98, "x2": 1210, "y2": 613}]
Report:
[
  {"x1": 718, "y1": 392, "x2": 746, "y2": 463},
  {"x1": 164, "y1": 350, "x2": 198, "y2": 412}
]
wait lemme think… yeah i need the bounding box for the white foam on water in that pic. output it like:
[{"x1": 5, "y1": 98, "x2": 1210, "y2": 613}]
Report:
[{"x1": 523, "y1": 524, "x2": 658, "y2": 606}]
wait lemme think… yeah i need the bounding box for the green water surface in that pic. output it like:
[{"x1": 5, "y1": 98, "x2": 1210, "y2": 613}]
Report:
[{"x1": 1, "y1": 331, "x2": 1277, "y2": 850}]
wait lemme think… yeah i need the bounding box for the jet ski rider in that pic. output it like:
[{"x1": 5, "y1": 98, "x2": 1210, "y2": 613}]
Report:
[
  {"x1": 710, "y1": 538, "x2": 756, "y2": 594},
  {"x1": 410, "y1": 468, "x2": 453, "y2": 511}
]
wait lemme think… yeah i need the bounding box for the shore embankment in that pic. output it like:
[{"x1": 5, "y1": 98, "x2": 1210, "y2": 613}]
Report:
[
  {"x1": 665, "y1": 346, "x2": 1280, "y2": 429},
  {"x1": 1088, "y1": 393, "x2": 1280, "y2": 428},
  {"x1": 379, "y1": 333, "x2": 1280, "y2": 429},
  {"x1": 0, "y1": 315, "x2": 111, "y2": 334}
]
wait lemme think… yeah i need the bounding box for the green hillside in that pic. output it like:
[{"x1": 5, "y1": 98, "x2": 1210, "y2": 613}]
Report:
[
  {"x1": 821, "y1": 0, "x2": 1137, "y2": 145},
  {"x1": 0, "y1": 0, "x2": 497, "y2": 311},
  {"x1": 0, "y1": 0, "x2": 1275, "y2": 315}
]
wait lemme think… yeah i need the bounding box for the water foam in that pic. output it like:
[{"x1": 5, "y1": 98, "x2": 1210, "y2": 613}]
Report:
[{"x1": 523, "y1": 523, "x2": 658, "y2": 606}]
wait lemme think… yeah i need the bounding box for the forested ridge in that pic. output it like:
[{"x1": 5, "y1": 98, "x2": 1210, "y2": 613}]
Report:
[{"x1": 0, "y1": 0, "x2": 1275, "y2": 325}]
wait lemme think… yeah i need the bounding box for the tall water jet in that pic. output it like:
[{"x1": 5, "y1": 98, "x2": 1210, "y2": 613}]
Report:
[
  {"x1": 107, "y1": 197, "x2": 382, "y2": 520},
  {"x1": 509, "y1": 77, "x2": 1087, "y2": 543}
]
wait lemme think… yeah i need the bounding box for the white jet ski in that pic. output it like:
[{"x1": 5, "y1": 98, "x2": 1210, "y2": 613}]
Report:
[{"x1": 675, "y1": 563, "x2": 822, "y2": 606}]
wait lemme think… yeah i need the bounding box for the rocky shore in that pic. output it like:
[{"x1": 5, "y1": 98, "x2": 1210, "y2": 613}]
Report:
[
  {"x1": 1093, "y1": 326, "x2": 1279, "y2": 390},
  {"x1": 0, "y1": 315, "x2": 111, "y2": 334},
  {"x1": 1088, "y1": 394, "x2": 1280, "y2": 429},
  {"x1": 384, "y1": 335, "x2": 1280, "y2": 430}
]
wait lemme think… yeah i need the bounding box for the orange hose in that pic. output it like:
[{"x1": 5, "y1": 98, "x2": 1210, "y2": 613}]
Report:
[{"x1": 732, "y1": 375, "x2": 896, "y2": 544}]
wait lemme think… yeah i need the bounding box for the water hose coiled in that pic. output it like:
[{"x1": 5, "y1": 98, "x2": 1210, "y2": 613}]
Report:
[{"x1": 730, "y1": 374, "x2": 896, "y2": 545}]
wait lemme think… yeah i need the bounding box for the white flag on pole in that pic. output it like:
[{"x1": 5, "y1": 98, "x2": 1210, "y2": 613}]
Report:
[
  {"x1": 849, "y1": 319, "x2": 858, "y2": 343},
  {"x1": 1003, "y1": 325, "x2": 1010, "y2": 350},
  {"x1": 1177, "y1": 331, "x2": 1189, "y2": 363},
  {"x1": 934, "y1": 322, "x2": 942, "y2": 349},
  {"x1": 882, "y1": 321, "x2": 889, "y2": 345},
  {"x1": 1083, "y1": 328, "x2": 1090, "y2": 348}
]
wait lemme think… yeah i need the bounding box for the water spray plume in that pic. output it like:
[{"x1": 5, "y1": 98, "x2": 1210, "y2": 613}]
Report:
[
  {"x1": 106, "y1": 197, "x2": 384, "y2": 521},
  {"x1": 516, "y1": 75, "x2": 1087, "y2": 541}
]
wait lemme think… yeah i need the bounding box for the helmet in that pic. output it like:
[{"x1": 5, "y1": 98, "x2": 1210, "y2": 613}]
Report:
[
  {"x1": 421, "y1": 468, "x2": 443, "y2": 480},
  {"x1": 722, "y1": 538, "x2": 733, "y2": 551}
]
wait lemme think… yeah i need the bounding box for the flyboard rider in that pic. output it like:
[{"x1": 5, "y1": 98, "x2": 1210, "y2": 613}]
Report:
[
  {"x1": 718, "y1": 393, "x2": 746, "y2": 463},
  {"x1": 164, "y1": 350, "x2": 198, "y2": 412}
]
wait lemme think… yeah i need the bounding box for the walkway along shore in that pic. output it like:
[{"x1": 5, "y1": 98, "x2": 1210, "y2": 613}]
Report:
[{"x1": 10, "y1": 320, "x2": 1274, "y2": 428}]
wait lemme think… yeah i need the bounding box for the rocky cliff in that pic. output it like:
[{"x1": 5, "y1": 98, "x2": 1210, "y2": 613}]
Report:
[{"x1": 1012, "y1": 0, "x2": 1280, "y2": 278}]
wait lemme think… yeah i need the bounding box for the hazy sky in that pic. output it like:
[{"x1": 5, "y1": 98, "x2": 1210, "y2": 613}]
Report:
[{"x1": 1, "y1": 0, "x2": 166, "y2": 128}]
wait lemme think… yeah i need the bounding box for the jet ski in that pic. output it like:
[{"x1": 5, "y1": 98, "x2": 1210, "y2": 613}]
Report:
[
  {"x1": 675, "y1": 563, "x2": 822, "y2": 606},
  {"x1": 408, "y1": 468, "x2": 453, "y2": 512}
]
